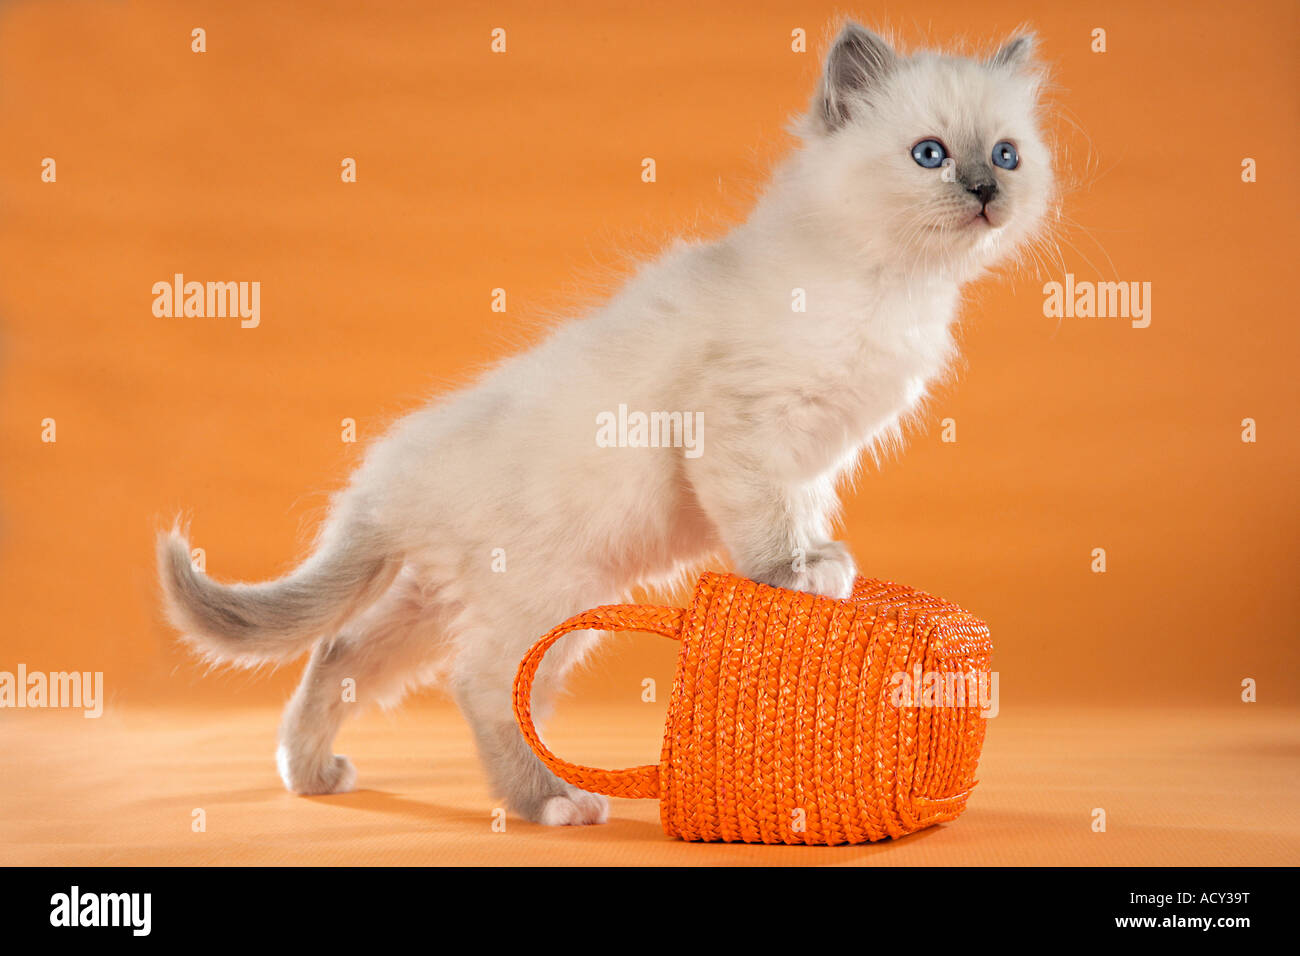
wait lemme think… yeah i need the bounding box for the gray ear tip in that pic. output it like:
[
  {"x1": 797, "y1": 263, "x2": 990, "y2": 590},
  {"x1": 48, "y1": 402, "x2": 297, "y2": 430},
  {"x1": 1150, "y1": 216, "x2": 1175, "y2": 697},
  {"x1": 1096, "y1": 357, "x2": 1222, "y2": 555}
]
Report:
[
  {"x1": 990, "y1": 31, "x2": 1038, "y2": 67},
  {"x1": 829, "y1": 21, "x2": 898, "y2": 65},
  {"x1": 835, "y1": 20, "x2": 887, "y2": 46}
]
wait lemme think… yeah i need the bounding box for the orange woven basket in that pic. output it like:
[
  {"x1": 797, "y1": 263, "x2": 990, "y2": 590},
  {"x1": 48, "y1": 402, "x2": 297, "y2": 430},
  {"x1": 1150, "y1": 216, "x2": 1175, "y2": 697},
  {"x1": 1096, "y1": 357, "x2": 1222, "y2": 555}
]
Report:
[{"x1": 514, "y1": 571, "x2": 994, "y2": 845}]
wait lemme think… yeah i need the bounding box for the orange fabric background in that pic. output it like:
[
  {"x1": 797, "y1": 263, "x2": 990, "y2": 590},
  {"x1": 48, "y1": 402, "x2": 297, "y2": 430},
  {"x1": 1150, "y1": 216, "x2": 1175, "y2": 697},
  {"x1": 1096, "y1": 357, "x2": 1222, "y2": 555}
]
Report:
[{"x1": 0, "y1": 1, "x2": 1296, "y2": 865}]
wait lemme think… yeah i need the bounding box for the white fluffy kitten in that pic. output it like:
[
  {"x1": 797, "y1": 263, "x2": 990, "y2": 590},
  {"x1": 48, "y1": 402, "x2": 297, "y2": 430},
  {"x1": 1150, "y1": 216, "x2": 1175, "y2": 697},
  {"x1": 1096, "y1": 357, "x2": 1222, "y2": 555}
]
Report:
[{"x1": 159, "y1": 23, "x2": 1053, "y2": 826}]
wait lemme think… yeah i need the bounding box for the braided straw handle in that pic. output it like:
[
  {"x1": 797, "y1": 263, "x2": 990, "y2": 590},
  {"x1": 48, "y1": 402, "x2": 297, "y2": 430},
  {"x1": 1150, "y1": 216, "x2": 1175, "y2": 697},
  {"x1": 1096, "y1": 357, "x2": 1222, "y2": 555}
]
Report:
[{"x1": 513, "y1": 604, "x2": 685, "y2": 799}]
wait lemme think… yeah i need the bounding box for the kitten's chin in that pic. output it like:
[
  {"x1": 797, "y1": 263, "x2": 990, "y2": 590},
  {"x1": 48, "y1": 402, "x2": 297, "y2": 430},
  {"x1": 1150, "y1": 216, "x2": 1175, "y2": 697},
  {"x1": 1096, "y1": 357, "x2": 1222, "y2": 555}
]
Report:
[
  {"x1": 979, "y1": 203, "x2": 1010, "y2": 229},
  {"x1": 923, "y1": 205, "x2": 1004, "y2": 236},
  {"x1": 924, "y1": 214, "x2": 1003, "y2": 247},
  {"x1": 961, "y1": 205, "x2": 1006, "y2": 231},
  {"x1": 907, "y1": 216, "x2": 1010, "y2": 278}
]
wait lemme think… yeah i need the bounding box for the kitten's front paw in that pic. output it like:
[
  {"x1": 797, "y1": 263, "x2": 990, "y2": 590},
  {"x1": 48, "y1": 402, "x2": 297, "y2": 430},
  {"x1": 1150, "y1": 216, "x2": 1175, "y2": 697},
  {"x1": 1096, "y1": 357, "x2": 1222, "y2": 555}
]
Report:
[
  {"x1": 750, "y1": 541, "x2": 857, "y2": 600},
  {"x1": 537, "y1": 789, "x2": 610, "y2": 826}
]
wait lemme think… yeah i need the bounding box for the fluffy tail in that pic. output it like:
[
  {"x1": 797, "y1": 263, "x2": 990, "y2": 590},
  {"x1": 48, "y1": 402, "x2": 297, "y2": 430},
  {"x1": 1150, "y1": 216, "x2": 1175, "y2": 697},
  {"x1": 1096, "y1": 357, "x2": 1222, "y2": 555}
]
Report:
[{"x1": 157, "y1": 516, "x2": 398, "y2": 666}]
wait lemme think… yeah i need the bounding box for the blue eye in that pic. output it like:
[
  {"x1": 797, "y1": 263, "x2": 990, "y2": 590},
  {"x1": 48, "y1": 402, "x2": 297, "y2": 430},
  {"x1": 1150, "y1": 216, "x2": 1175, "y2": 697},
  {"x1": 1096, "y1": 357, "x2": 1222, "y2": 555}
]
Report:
[
  {"x1": 992, "y1": 141, "x2": 1019, "y2": 169},
  {"x1": 911, "y1": 139, "x2": 946, "y2": 169}
]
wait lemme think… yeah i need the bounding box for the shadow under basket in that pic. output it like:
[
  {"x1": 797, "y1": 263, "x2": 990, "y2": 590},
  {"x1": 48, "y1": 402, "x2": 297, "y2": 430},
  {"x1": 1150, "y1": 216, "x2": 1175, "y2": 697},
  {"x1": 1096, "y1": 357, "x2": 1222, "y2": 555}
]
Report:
[{"x1": 514, "y1": 570, "x2": 994, "y2": 845}]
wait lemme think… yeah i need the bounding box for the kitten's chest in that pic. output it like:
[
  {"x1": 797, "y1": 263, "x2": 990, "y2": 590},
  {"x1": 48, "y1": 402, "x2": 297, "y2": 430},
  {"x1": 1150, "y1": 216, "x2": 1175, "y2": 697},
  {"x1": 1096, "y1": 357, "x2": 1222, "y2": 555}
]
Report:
[
  {"x1": 822, "y1": 284, "x2": 956, "y2": 410},
  {"x1": 774, "y1": 283, "x2": 959, "y2": 473}
]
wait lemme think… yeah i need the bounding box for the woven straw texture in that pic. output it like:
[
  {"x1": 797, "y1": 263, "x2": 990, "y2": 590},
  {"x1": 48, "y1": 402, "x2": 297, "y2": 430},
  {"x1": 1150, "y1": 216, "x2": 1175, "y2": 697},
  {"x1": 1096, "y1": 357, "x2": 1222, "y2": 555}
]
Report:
[{"x1": 514, "y1": 571, "x2": 993, "y2": 845}]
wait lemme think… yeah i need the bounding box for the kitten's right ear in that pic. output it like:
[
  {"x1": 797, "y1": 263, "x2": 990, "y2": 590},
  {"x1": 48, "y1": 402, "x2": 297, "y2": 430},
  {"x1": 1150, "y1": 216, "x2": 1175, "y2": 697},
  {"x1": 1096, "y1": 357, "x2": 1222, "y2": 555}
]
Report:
[
  {"x1": 987, "y1": 32, "x2": 1037, "y2": 70},
  {"x1": 812, "y1": 22, "x2": 897, "y2": 134}
]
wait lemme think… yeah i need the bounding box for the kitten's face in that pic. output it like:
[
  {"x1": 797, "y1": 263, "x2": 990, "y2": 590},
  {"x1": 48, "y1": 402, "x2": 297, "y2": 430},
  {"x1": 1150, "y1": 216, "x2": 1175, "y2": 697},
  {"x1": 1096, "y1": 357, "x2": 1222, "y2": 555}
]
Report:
[{"x1": 803, "y1": 26, "x2": 1052, "y2": 279}]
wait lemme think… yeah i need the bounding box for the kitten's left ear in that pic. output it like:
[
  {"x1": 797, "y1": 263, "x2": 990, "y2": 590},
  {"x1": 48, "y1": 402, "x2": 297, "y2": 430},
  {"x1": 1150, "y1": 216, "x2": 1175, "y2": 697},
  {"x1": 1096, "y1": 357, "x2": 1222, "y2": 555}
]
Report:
[{"x1": 987, "y1": 32, "x2": 1036, "y2": 70}]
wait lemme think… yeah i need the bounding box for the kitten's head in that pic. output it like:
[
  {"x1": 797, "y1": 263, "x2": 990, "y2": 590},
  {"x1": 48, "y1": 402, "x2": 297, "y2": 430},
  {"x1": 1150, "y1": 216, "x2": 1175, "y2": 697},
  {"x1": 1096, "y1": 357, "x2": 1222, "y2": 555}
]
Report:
[{"x1": 796, "y1": 23, "x2": 1053, "y2": 279}]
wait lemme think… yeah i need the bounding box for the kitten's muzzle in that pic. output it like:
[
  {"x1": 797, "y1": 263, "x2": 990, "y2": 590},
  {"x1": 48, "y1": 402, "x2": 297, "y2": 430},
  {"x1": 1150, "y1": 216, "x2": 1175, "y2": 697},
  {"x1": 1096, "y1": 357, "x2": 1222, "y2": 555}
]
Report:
[
  {"x1": 958, "y1": 169, "x2": 1001, "y2": 228},
  {"x1": 963, "y1": 178, "x2": 998, "y2": 206}
]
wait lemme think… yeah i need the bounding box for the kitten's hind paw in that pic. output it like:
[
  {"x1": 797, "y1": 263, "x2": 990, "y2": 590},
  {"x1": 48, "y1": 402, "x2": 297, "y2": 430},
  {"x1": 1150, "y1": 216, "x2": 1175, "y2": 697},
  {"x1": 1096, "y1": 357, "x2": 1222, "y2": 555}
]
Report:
[
  {"x1": 538, "y1": 790, "x2": 610, "y2": 826},
  {"x1": 276, "y1": 745, "x2": 358, "y2": 795}
]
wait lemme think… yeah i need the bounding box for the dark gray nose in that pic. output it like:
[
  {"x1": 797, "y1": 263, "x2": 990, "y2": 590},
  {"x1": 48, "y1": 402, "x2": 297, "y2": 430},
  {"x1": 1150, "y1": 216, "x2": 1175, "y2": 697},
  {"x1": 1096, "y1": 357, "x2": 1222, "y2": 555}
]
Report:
[{"x1": 967, "y1": 180, "x2": 997, "y2": 205}]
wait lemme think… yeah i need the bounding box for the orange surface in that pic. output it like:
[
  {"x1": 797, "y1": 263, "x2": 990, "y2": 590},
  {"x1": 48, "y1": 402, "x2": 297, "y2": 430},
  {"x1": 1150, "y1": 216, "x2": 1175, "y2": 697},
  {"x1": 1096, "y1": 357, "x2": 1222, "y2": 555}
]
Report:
[
  {"x1": 1, "y1": 1, "x2": 1297, "y2": 865},
  {"x1": 3, "y1": 703, "x2": 1297, "y2": 865}
]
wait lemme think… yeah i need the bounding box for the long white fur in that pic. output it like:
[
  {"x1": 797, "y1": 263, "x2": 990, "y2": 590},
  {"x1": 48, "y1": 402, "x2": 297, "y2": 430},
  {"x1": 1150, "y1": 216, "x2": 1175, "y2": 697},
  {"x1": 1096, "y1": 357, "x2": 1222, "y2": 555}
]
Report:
[{"x1": 158, "y1": 22, "x2": 1053, "y2": 825}]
